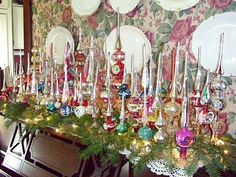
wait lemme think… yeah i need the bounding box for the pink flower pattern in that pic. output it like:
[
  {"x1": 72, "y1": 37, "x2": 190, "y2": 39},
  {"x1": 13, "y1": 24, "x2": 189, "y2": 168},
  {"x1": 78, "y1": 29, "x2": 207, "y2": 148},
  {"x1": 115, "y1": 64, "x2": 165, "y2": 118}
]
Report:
[
  {"x1": 208, "y1": 0, "x2": 232, "y2": 9},
  {"x1": 170, "y1": 17, "x2": 196, "y2": 45}
]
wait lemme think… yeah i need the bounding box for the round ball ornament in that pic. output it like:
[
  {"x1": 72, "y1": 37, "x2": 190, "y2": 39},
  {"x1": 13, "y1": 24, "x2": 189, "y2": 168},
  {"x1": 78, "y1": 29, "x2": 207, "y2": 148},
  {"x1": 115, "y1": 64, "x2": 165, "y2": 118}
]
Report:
[
  {"x1": 0, "y1": 92, "x2": 8, "y2": 102},
  {"x1": 47, "y1": 101, "x2": 57, "y2": 112},
  {"x1": 74, "y1": 105, "x2": 86, "y2": 118},
  {"x1": 54, "y1": 101, "x2": 62, "y2": 109},
  {"x1": 210, "y1": 97, "x2": 226, "y2": 111},
  {"x1": 118, "y1": 84, "x2": 131, "y2": 99},
  {"x1": 138, "y1": 126, "x2": 153, "y2": 141},
  {"x1": 116, "y1": 121, "x2": 128, "y2": 134},
  {"x1": 176, "y1": 128, "x2": 194, "y2": 147},
  {"x1": 210, "y1": 76, "x2": 227, "y2": 94},
  {"x1": 59, "y1": 104, "x2": 71, "y2": 117},
  {"x1": 176, "y1": 128, "x2": 194, "y2": 159},
  {"x1": 164, "y1": 101, "x2": 181, "y2": 117},
  {"x1": 103, "y1": 116, "x2": 117, "y2": 132},
  {"x1": 198, "y1": 105, "x2": 214, "y2": 124}
]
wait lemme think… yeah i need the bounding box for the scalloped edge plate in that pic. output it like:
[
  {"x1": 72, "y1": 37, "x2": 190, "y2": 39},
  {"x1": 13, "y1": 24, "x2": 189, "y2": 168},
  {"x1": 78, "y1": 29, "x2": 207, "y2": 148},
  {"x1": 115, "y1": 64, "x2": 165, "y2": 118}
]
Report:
[
  {"x1": 109, "y1": 0, "x2": 140, "y2": 14},
  {"x1": 105, "y1": 25, "x2": 151, "y2": 74},
  {"x1": 71, "y1": 0, "x2": 101, "y2": 16},
  {"x1": 46, "y1": 26, "x2": 74, "y2": 65},
  {"x1": 156, "y1": 0, "x2": 199, "y2": 11},
  {"x1": 192, "y1": 12, "x2": 236, "y2": 76}
]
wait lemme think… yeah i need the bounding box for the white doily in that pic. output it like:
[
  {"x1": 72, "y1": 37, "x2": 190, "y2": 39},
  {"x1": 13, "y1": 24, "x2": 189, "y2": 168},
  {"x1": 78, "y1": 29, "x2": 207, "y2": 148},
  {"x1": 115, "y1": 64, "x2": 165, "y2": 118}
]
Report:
[
  {"x1": 119, "y1": 149, "x2": 195, "y2": 177},
  {"x1": 147, "y1": 160, "x2": 189, "y2": 177}
]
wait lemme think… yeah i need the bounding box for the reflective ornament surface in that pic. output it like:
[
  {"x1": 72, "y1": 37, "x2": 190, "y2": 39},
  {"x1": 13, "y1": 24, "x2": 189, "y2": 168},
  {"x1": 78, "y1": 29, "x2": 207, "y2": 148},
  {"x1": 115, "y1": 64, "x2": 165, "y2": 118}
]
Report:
[
  {"x1": 164, "y1": 101, "x2": 181, "y2": 117},
  {"x1": 198, "y1": 105, "x2": 214, "y2": 124},
  {"x1": 116, "y1": 121, "x2": 128, "y2": 134},
  {"x1": 176, "y1": 128, "x2": 194, "y2": 148},
  {"x1": 59, "y1": 104, "x2": 71, "y2": 116},
  {"x1": 74, "y1": 105, "x2": 86, "y2": 118},
  {"x1": 138, "y1": 126, "x2": 153, "y2": 141},
  {"x1": 47, "y1": 101, "x2": 56, "y2": 112}
]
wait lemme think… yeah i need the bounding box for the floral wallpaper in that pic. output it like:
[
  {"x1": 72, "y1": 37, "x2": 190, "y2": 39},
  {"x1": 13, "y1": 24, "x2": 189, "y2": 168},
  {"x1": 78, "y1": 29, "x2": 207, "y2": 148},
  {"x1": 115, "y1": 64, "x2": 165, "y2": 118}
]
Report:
[{"x1": 31, "y1": 0, "x2": 236, "y2": 138}]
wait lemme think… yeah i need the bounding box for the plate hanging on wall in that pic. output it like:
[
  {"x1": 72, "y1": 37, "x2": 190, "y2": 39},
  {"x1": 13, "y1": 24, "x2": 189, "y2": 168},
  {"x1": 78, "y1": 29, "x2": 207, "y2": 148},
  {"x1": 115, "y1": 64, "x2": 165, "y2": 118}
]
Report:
[
  {"x1": 46, "y1": 26, "x2": 74, "y2": 65},
  {"x1": 71, "y1": 0, "x2": 101, "y2": 16},
  {"x1": 105, "y1": 25, "x2": 152, "y2": 74},
  {"x1": 109, "y1": 0, "x2": 140, "y2": 14},
  {"x1": 156, "y1": 0, "x2": 199, "y2": 11},
  {"x1": 191, "y1": 12, "x2": 236, "y2": 76}
]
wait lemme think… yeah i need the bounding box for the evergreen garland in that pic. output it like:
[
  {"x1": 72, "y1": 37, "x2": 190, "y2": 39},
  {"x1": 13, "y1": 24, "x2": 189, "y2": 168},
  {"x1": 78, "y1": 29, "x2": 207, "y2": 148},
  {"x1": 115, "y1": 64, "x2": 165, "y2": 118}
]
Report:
[{"x1": 0, "y1": 101, "x2": 236, "y2": 177}]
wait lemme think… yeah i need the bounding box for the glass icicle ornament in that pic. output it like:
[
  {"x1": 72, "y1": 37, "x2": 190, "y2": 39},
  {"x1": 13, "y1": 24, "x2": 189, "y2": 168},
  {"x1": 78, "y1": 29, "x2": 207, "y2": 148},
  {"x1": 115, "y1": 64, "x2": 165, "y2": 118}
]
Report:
[
  {"x1": 210, "y1": 33, "x2": 227, "y2": 112},
  {"x1": 130, "y1": 54, "x2": 134, "y2": 95},
  {"x1": 60, "y1": 47, "x2": 71, "y2": 117},
  {"x1": 54, "y1": 73, "x2": 61, "y2": 109},
  {"x1": 86, "y1": 64, "x2": 99, "y2": 115},
  {"x1": 199, "y1": 70, "x2": 214, "y2": 124},
  {"x1": 91, "y1": 65, "x2": 99, "y2": 127},
  {"x1": 18, "y1": 51, "x2": 25, "y2": 95},
  {"x1": 86, "y1": 35, "x2": 95, "y2": 86},
  {"x1": 118, "y1": 61, "x2": 131, "y2": 99},
  {"x1": 17, "y1": 51, "x2": 25, "y2": 102},
  {"x1": 72, "y1": 68, "x2": 78, "y2": 104},
  {"x1": 138, "y1": 44, "x2": 153, "y2": 141},
  {"x1": 100, "y1": 52, "x2": 113, "y2": 102},
  {"x1": 47, "y1": 66, "x2": 56, "y2": 113},
  {"x1": 103, "y1": 70, "x2": 116, "y2": 132},
  {"x1": 127, "y1": 67, "x2": 142, "y2": 133},
  {"x1": 43, "y1": 73, "x2": 49, "y2": 96},
  {"x1": 116, "y1": 92, "x2": 128, "y2": 134},
  {"x1": 25, "y1": 53, "x2": 31, "y2": 94},
  {"x1": 13, "y1": 63, "x2": 17, "y2": 93},
  {"x1": 210, "y1": 33, "x2": 227, "y2": 141},
  {"x1": 152, "y1": 52, "x2": 163, "y2": 112},
  {"x1": 153, "y1": 52, "x2": 166, "y2": 142},
  {"x1": 111, "y1": 8, "x2": 125, "y2": 88},
  {"x1": 75, "y1": 27, "x2": 86, "y2": 73},
  {"x1": 62, "y1": 61, "x2": 70, "y2": 103},
  {"x1": 164, "y1": 44, "x2": 181, "y2": 132},
  {"x1": 42, "y1": 60, "x2": 49, "y2": 100},
  {"x1": 149, "y1": 52, "x2": 163, "y2": 127},
  {"x1": 50, "y1": 66, "x2": 54, "y2": 100},
  {"x1": 176, "y1": 53, "x2": 194, "y2": 159},
  {"x1": 147, "y1": 55, "x2": 155, "y2": 117},
  {"x1": 154, "y1": 96, "x2": 165, "y2": 142},
  {"x1": 74, "y1": 73, "x2": 86, "y2": 118},
  {"x1": 192, "y1": 47, "x2": 202, "y2": 109},
  {"x1": 191, "y1": 47, "x2": 203, "y2": 135}
]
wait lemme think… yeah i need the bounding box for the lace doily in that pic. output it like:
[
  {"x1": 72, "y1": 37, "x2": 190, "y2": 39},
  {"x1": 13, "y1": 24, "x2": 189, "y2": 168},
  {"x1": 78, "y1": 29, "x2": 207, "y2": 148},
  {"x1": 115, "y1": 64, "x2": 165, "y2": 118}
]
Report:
[
  {"x1": 147, "y1": 160, "x2": 189, "y2": 177},
  {"x1": 119, "y1": 149, "x2": 196, "y2": 177}
]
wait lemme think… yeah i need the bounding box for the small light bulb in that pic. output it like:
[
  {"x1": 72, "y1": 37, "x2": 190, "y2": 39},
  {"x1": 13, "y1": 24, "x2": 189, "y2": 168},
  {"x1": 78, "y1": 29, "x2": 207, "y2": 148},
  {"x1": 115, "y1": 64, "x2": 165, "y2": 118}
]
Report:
[
  {"x1": 72, "y1": 124, "x2": 78, "y2": 129},
  {"x1": 224, "y1": 150, "x2": 229, "y2": 154}
]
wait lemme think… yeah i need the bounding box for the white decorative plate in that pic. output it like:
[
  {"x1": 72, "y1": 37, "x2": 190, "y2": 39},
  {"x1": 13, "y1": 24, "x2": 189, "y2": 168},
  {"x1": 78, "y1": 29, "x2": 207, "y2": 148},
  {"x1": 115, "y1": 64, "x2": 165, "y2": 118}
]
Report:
[
  {"x1": 156, "y1": 0, "x2": 199, "y2": 11},
  {"x1": 192, "y1": 12, "x2": 236, "y2": 76},
  {"x1": 105, "y1": 25, "x2": 152, "y2": 74},
  {"x1": 71, "y1": 0, "x2": 101, "y2": 16},
  {"x1": 46, "y1": 26, "x2": 74, "y2": 65},
  {"x1": 109, "y1": 0, "x2": 140, "y2": 14}
]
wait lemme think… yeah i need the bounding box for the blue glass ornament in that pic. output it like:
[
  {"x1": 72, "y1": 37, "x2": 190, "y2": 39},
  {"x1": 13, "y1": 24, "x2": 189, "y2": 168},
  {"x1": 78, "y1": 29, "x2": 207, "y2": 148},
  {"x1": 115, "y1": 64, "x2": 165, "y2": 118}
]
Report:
[
  {"x1": 47, "y1": 101, "x2": 56, "y2": 112},
  {"x1": 59, "y1": 104, "x2": 71, "y2": 117},
  {"x1": 118, "y1": 84, "x2": 131, "y2": 99},
  {"x1": 138, "y1": 126, "x2": 153, "y2": 141},
  {"x1": 38, "y1": 82, "x2": 44, "y2": 92},
  {"x1": 116, "y1": 121, "x2": 128, "y2": 134}
]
